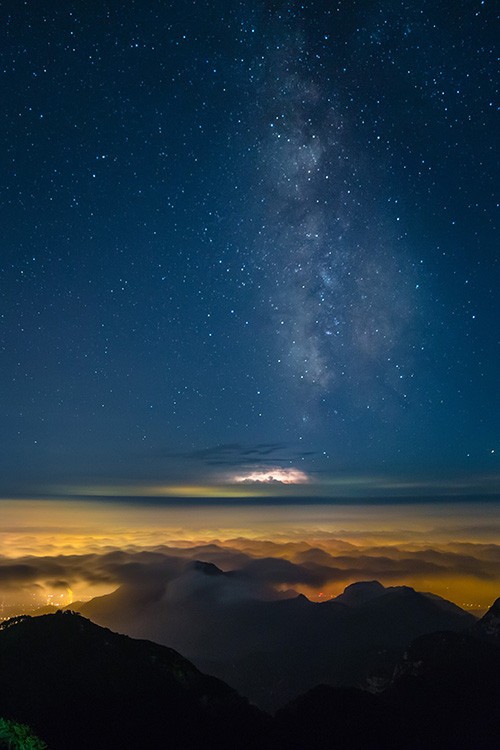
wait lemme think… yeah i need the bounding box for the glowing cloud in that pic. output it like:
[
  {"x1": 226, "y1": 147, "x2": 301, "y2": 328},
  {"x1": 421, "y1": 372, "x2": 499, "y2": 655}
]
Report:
[{"x1": 231, "y1": 467, "x2": 309, "y2": 484}]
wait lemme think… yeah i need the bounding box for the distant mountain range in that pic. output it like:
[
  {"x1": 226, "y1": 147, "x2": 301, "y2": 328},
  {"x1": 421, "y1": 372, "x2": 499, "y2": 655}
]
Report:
[
  {"x1": 70, "y1": 569, "x2": 476, "y2": 710},
  {"x1": 0, "y1": 597, "x2": 499, "y2": 749}
]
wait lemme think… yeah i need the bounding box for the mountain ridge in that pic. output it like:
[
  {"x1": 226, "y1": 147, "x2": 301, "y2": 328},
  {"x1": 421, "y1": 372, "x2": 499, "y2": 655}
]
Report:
[
  {"x1": 1, "y1": 601, "x2": 499, "y2": 749},
  {"x1": 32, "y1": 577, "x2": 477, "y2": 712},
  {"x1": 0, "y1": 611, "x2": 268, "y2": 750}
]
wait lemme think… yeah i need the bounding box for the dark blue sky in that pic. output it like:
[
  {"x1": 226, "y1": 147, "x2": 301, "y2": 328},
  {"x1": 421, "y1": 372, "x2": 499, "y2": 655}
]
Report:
[{"x1": 1, "y1": 0, "x2": 498, "y2": 497}]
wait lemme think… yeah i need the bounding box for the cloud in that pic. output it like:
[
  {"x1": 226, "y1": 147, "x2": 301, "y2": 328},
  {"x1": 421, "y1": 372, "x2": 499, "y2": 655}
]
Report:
[
  {"x1": 239, "y1": 556, "x2": 334, "y2": 586},
  {"x1": 174, "y1": 442, "x2": 317, "y2": 469},
  {"x1": 1, "y1": 535, "x2": 498, "y2": 610},
  {"x1": 0, "y1": 563, "x2": 42, "y2": 586},
  {"x1": 232, "y1": 468, "x2": 310, "y2": 484}
]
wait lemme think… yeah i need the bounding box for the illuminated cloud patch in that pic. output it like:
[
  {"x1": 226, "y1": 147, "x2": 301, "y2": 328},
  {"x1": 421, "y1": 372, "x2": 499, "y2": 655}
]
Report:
[{"x1": 231, "y1": 467, "x2": 309, "y2": 484}]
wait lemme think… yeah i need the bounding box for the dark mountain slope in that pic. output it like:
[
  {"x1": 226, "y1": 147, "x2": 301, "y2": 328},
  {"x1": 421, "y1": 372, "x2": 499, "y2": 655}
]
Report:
[
  {"x1": 277, "y1": 598, "x2": 500, "y2": 750},
  {"x1": 0, "y1": 612, "x2": 268, "y2": 750},
  {"x1": 274, "y1": 685, "x2": 398, "y2": 750},
  {"x1": 470, "y1": 595, "x2": 500, "y2": 643},
  {"x1": 0, "y1": 599, "x2": 498, "y2": 750},
  {"x1": 384, "y1": 627, "x2": 500, "y2": 749}
]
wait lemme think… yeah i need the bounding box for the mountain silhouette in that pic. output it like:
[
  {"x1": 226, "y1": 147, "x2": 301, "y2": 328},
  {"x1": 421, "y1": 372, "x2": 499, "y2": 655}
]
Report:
[
  {"x1": 1, "y1": 601, "x2": 499, "y2": 749},
  {"x1": 0, "y1": 612, "x2": 267, "y2": 750},
  {"x1": 274, "y1": 597, "x2": 500, "y2": 749},
  {"x1": 383, "y1": 626, "x2": 500, "y2": 748},
  {"x1": 75, "y1": 575, "x2": 474, "y2": 710},
  {"x1": 470, "y1": 596, "x2": 500, "y2": 643}
]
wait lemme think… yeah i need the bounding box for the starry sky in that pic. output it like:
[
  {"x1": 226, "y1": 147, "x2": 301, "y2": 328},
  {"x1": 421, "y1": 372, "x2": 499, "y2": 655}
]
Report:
[{"x1": 1, "y1": 0, "x2": 498, "y2": 500}]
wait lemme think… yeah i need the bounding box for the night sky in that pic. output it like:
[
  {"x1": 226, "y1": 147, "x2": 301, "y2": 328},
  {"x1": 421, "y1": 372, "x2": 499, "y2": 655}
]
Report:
[{"x1": 1, "y1": 0, "x2": 498, "y2": 499}]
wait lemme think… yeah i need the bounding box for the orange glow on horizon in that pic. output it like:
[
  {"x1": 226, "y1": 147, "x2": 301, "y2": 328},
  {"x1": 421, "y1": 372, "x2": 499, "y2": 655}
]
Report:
[{"x1": 0, "y1": 498, "x2": 499, "y2": 614}]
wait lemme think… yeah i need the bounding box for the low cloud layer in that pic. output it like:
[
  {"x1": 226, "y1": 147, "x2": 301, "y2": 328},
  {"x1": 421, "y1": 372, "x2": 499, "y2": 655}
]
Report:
[
  {"x1": 1, "y1": 535, "x2": 499, "y2": 615},
  {"x1": 1, "y1": 497, "x2": 498, "y2": 619}
]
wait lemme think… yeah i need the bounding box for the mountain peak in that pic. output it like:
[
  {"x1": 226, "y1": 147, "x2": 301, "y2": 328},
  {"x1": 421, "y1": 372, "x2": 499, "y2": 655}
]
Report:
[
  {"x1": 471, "y1": 597, "x2": 500, "y2": 642},
  {"x1": 487, "y1": 597, "x2": 500, "y2": 616},
  {"x1": 335, "y1": 580, "x2": 386, "y2": 606},
  {"x1": 192, "y1": 560, "x2": 225, "y2": 576}
]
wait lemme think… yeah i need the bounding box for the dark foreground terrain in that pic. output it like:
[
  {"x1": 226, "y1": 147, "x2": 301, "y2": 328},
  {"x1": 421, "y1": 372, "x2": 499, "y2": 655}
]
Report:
[{"x1": 0, "y1": 596, "x2": 498, "y2": 749}]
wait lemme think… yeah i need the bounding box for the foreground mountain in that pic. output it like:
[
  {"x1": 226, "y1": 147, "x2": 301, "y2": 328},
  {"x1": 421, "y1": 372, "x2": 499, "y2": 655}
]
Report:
[
  {"x1": 0, "y1": 612, "x2": 267, "y2": 750},
  {"x1": 274, "y1": 600, "x2": 500, "y2": 749},
  {"x1": 1, "y1": 604, "x2": 499, "y2": 749},
  {"x1": 383, "y1": 628, "x2": 500, "y2": 748},
  {"x1": 76, "y1": 571, "x2": 475, "y2": 710}
]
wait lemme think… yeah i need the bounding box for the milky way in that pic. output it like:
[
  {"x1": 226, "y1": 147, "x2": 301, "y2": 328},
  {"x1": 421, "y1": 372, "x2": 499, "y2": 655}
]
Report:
[
  {"x1": 256, "y1": 26, "x2": 419, "y2": 413},
  {"x1": 0, "y1": 0, "x2": 497, "y2": 493}
]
